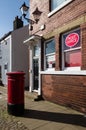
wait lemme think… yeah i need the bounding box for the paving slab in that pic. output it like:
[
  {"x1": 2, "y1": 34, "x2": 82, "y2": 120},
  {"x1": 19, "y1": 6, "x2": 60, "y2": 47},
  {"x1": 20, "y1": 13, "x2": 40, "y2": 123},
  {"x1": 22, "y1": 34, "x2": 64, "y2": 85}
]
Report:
[{"x1": 0, "y1": 86, "x2": 86, "y2": 130}]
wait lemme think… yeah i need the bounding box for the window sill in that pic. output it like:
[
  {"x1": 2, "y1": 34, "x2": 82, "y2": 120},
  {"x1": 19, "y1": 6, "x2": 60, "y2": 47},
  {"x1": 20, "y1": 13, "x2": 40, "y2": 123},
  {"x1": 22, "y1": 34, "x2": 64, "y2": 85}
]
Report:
[
  {"x1": 64, "y1": 67, "x2": 80, "y2": 71},
  {"x1": 48, "y1": 0, "x2": 73, "y2": 17},
  {"x1": 44, "y1": 68, "x2": 55, "y2": 71},
  {"x1": 40, "y1": 70, "x2": 86, "y2": 76}
]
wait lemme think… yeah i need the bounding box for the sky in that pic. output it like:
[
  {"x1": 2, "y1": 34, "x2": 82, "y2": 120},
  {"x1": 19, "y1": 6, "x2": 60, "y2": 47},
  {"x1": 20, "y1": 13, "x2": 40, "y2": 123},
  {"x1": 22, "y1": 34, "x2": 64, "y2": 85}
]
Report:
[{"x1": 0, "y1": 0, "x2": 29, "y2": 38}]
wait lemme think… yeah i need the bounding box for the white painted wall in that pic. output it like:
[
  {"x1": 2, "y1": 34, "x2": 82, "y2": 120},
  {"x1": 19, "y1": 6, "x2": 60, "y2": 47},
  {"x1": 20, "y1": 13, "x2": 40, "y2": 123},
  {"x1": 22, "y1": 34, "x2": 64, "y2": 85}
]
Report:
[
  {"x1": 0, "y1": 35, "x2": 11, "y2": 85},
  {"x1": 0, "y1": 25, "x2": 29, "y2": 87},
  {"x1": 11, "y1": 25, "x2": 29, "y2": 87}
]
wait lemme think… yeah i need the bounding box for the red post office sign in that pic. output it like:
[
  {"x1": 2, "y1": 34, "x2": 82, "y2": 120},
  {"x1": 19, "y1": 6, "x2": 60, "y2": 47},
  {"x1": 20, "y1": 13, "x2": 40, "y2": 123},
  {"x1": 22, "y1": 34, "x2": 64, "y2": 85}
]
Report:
[{"x1": 65, "y1": 33, "x2": 79, "y2": 47}]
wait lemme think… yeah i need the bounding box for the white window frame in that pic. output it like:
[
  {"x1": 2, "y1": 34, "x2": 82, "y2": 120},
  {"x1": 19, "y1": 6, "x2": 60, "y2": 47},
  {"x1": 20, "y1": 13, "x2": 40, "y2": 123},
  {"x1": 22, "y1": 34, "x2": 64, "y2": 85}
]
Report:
[
  {"x1": 62, "y1": 28, "x2": 81, "y2": 71},
  {"x1": 48, "y1": 0, "x2": 73, "y2": 17},
  {"x1": 44, "y1": 39, "x2": 55, "y2": 71}
]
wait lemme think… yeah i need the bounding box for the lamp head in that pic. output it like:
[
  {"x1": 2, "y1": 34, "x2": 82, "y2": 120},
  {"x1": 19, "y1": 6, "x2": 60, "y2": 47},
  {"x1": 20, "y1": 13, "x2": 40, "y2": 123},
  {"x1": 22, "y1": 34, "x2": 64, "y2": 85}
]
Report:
[
  {"x1": 32, "y1": 7, "x2": 42, "y2": 23},
  {"x1": 20, "y1": 2, "x2": 29, "y2": 17}
]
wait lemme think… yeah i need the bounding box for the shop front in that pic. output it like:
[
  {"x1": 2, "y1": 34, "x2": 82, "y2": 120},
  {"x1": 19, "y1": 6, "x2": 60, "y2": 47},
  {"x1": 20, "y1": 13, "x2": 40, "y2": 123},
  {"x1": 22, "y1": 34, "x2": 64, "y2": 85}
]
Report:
[
  {"x1": 23, "y1": 0, "x2": 86, "y2": 113},
  {"x1": 40, "y1": 26, "x2": 86, "y2": 114},
  {"x1": 24, "y1": 24, "x2": 86, "y2": 113}
]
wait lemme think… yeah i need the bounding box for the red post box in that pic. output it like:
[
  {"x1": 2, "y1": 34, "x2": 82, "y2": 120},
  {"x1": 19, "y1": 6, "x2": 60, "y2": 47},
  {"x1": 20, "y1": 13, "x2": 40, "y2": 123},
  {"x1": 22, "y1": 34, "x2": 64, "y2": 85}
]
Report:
[{"x1": 6, "y1": 71, "x2": 25, "y2": 116}]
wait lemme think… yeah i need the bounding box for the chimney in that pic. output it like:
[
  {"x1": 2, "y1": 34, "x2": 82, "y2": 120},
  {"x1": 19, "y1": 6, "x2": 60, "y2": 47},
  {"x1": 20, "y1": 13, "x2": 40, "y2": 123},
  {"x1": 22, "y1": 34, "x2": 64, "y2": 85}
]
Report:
[{"x1": 13, "y1": 16, "x2": 23, "y2": 30}]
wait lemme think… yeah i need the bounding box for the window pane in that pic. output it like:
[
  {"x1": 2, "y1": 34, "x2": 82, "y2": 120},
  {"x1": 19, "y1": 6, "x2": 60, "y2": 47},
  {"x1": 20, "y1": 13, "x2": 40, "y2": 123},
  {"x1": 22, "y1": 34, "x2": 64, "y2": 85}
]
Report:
[
  {"x1": 64, "y1": 50, "x2": 81, "y2": 67},
  {"x1": 63, "y1": 29, "x2": 80, "y2": 50},
  {"x1": 4, "y1": 64, "x2": 8, "y2": 70},
  {"x1": 45, "y1": 39, "x2": 55, "y2": 69},
  {"x1": 46, "y1": 55, "x2": 55, "y2": 69},
  {"x1": 51, "y1": 0, "x2": 65, "y2": 11},
  {"x1": 45, "y1": 39, "x2": 55, "y2": 55},
  {"x1": 34, "y1": 46, "x2": 39, "y2": 57}
]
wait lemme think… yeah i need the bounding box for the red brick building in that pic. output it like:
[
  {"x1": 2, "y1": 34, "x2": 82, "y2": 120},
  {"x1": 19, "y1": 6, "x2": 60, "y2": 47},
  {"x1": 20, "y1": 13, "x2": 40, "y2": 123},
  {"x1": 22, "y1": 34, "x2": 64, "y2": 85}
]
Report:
[{"x1": 24, "y1": 0, "x2": 86, "y2": 113}]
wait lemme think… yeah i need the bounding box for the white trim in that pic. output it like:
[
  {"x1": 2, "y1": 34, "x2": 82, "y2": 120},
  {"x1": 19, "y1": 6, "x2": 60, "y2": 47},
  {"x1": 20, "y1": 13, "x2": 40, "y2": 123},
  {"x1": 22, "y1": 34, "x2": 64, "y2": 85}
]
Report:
[
  {"x1": 9, "y1": 35, "x2": 12, "y2": 71},
  {"x1": 64, "y1": 67, "x2": 80, "y2": 71},
  {"x1": 64, "y1": 47, "x2": 81, "y2": 52},
  {"x1": 25, "y1": 35, "x2": 42, "y2": 95},
  {"x1": 29, "y1": 45, "x2": 33, "y2": 92},
  {"x1": 46, "y1": 52, "x2": 55, "y2": 56},
  {"x1": 38, "y1": 40, "x2": 41, "y2": 95},
  {"x1": 1, "y1": 35, "x2": 11, "y2": 44},
  {"x1": 40, "y1": 70, "x2": 86, "y2": 76},
  {"x1": 24, "y1": 35, "x2": 41, "y2": 45},
  {"x1": 48, "y1": 0, "x2": 73, "y2": 17},
  {"x1": 45, "y1": 68, "x2": 55, "y2": 71}
]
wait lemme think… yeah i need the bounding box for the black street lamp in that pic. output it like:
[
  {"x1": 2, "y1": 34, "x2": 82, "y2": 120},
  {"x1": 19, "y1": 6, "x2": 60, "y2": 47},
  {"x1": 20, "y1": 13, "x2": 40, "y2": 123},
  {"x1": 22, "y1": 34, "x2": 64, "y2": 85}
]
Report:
[
  {"x1": 20, "y1": 2, "x2": 42, "y2": 25},
  {"x1": 32, "y1": 7, "x2": 42, "y2": 24}
]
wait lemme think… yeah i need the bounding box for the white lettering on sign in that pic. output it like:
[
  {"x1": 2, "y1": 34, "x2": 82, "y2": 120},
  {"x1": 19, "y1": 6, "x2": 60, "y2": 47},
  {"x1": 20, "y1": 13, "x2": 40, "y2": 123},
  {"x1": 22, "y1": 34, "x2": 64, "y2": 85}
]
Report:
[{"x1": 65, "y1": 33, "x2": 79, "y2": 47}]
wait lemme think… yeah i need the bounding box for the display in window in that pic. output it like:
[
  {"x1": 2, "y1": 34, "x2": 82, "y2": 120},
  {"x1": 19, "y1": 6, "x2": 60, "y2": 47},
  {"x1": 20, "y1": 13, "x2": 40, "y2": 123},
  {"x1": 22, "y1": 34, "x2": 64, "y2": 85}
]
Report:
[
  {"x1": 64, "y1": 50, "x2": 81, "y2": 67},
  {"x1": 45, "y1": 39, "x2": 55, "y2": 69},
  {"x1": 65, "y1": 33, "x2": 79, "y2": 47},
  {"x1": 46, "y1": 55, "x2": 55, "y2": 68},
  {"x1": 63, "y1": 29, "x2": 80, "y2": 50},
  {"x1": 62, "y1": 28, "x2": 81, "y2": 69}
]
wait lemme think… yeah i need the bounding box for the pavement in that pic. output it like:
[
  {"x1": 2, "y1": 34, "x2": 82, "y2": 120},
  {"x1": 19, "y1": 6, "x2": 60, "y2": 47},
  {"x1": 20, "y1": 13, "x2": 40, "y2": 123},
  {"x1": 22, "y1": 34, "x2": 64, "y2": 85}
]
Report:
[{"x1": 0, "y1": 86, "x2": 86, "y2": 130}]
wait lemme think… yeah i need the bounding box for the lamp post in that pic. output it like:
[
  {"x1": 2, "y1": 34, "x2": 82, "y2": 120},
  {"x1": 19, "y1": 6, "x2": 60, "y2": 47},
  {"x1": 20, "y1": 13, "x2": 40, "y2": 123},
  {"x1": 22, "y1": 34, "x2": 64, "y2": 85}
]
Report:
[{"x1": 20, "y1": 2, "x2": 42, "y2": 30}]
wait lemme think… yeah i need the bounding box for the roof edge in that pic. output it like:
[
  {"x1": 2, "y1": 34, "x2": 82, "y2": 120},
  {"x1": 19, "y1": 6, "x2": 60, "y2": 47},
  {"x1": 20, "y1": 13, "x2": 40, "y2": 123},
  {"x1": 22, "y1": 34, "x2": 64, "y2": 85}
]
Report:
[{"x1": 0, "y1": 31, "x2": 12, "y2": 42}]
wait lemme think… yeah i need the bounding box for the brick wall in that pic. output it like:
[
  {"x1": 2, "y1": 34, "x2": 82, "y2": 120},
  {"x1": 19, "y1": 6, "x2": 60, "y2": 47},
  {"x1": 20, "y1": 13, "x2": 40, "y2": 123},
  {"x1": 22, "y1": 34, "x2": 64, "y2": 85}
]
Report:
[
  {"x1": 81, "y1": 23, "x2": 86, "y2": 70},
  {"x1": 30, "y1": 0, "x2": 86, "y2": 37},
  {"x1": 42, "y1": 74, "x2": 86, "y2": 113}
]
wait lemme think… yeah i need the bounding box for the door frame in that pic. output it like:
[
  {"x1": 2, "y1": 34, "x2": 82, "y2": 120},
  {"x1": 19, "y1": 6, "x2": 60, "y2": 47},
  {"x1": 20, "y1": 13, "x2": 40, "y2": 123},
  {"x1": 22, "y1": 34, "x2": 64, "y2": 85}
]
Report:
[{"x1": 28, "y1": 35, "x2": 41, "y2": 95}]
